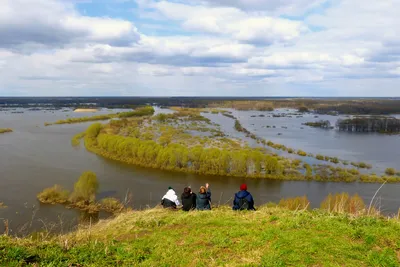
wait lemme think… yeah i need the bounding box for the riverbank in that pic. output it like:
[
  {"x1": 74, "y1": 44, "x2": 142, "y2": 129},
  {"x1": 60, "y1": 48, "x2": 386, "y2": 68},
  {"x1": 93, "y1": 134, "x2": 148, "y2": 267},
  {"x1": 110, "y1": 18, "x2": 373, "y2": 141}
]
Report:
[{"x1": 1, "y1": 206, "x2": 399, "y2": 266}]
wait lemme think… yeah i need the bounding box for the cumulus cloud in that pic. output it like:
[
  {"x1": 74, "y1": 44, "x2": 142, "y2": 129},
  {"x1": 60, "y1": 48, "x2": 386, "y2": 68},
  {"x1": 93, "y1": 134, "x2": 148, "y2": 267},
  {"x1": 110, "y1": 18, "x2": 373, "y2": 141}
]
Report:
[
  {"x1": 0, "y1": 0, "x2": 140, "y2": 51},
  {"x1": 146, "y1": 1, "x2": 307, "y2": 45},
  {"x1": 1, "y1": 0, "x2": 400, "y2": 96},
  {"x1": 185, "y1": 0, "x2": 327, "y2": 15}
]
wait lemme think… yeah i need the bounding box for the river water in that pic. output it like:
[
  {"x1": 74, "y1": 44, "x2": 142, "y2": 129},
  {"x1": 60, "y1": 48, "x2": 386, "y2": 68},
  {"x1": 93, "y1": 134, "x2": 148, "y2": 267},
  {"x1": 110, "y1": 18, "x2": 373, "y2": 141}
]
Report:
[{"x1": 0, "y1": 108, "x2": 399, "y2": 235}]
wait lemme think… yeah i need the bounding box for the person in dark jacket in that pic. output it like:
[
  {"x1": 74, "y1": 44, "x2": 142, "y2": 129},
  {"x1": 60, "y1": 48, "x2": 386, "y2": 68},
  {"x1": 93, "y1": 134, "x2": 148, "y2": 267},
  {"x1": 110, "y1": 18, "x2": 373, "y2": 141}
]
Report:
[
  {"x1": 233, "y1": 184, "x2": 255, "y2": 211},
  {"x1": 196, "y1": 183, "x2": 211, "y2": 210},
  {"x1": 181, "y1": 187, "x2": 196, "y2": 211}
]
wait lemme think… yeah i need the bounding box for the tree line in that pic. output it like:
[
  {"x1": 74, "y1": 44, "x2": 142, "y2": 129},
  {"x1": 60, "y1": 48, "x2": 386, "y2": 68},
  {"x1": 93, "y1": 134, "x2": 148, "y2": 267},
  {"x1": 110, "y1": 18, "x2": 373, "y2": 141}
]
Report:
[
  {"x1": 336, "y1": 117, "x2": 400, "y2": 133},
  {"x1": 45, "y1": 106, "x2": 155, "y2": 126}
]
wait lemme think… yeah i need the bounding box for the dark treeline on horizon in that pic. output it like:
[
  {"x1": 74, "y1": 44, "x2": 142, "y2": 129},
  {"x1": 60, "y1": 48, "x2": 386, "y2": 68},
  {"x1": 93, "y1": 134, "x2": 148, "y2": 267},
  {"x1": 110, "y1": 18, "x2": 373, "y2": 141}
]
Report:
[{"x1": 1, "y1": 97, "x2": 400, "y2": 114}]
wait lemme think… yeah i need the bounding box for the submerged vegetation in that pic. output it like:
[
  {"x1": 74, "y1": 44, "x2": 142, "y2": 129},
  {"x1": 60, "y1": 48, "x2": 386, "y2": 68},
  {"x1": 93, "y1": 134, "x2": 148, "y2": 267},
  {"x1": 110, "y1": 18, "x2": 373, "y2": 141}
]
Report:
[
  {"x1": 337, "y1": 116, "x2": 400, "y2": 133},
  {"x1": 303, "y1": 120, "x2": 333, "y2": 129},
  {"x1": 37, "y1": 171, "x2": 124, "y2": 214},
  {"x1": 44, "y1": 106, "x2": 155, "y2": 126},
  {"x1": 77, "y1": 107, "x2": 400, "y2": 183},
  {"x1": 1, "y1": 202, "x2": 400, "y2": 266},
  {"x1": 0, "y1": 128, "x2": 13, "y2": 134}
]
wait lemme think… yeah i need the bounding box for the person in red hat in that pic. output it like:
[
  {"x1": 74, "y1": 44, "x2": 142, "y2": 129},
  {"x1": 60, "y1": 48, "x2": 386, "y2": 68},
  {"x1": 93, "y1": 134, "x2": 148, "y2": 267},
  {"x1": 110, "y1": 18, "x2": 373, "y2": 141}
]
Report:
[{"x1": 232, "y1": 183, "x2": 255, "y2": 211}]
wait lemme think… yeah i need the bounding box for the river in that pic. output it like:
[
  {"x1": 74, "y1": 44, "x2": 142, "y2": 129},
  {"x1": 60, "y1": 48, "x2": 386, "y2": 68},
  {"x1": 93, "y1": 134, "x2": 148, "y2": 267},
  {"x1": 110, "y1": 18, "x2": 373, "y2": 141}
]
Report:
[{"x1": 0, "y1": 107, "x2": 399, "y2": 235}]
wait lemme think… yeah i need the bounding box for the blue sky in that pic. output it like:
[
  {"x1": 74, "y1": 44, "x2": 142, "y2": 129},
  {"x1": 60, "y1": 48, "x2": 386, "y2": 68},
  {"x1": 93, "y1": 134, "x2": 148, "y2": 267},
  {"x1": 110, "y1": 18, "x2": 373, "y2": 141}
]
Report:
[{"x1": 0, "y1": 0, "x2": 399, "y2": 96}]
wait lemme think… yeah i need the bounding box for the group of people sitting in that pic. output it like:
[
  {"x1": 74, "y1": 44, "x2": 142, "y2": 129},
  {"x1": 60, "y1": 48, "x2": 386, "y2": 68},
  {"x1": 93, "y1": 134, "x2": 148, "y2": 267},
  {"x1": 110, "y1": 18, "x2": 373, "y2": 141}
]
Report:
[{"x1": 161, "y1": 183, "x2": 256, "y2": 211}]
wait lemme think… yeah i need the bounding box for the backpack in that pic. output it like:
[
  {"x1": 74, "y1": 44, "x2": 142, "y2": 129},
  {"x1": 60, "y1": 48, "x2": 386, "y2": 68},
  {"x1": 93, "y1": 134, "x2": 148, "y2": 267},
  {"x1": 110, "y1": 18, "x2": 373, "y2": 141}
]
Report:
[{"x1": 238, "y1": 197, "x2": 249, "y2": 210}]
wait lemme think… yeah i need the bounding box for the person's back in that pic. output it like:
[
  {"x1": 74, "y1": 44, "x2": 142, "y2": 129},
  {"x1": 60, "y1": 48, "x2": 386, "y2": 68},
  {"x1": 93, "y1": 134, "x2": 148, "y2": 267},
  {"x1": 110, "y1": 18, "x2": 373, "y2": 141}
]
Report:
[
  {"x1": 161, "y1": 187, "x2": 180, "y2": 209},
  {"x1": 196, "y1": 183, "x2": 211, "y2": 210},
  {"x1": 181, "y1": 187, "x2": 196, "y2": 211},
  {"x1": 233, "y1": 184, "x2": 255, "y2": 211}
]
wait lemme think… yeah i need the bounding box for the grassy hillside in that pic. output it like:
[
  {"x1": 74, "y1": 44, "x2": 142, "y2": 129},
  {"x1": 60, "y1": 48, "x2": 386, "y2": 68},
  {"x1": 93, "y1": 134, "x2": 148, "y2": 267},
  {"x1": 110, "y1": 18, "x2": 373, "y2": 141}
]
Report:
[{"x1": 1, "y1": 206, "x2": 399, "y2": 266}]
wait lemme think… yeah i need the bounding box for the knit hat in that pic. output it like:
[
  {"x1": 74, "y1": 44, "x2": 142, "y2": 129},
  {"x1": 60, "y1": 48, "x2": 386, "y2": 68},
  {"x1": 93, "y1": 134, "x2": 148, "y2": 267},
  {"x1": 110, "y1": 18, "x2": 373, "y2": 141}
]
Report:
[{"x1": 240, "y1": 184, "x2": 247, "y2": 191}]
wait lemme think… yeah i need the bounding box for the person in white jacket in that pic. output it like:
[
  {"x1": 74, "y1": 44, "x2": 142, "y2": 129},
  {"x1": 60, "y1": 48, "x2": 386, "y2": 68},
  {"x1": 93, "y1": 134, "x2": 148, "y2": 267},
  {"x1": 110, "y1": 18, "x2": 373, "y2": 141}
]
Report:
[{"x1": 161, "y1": 186, "x2": 180, "y2": 209}]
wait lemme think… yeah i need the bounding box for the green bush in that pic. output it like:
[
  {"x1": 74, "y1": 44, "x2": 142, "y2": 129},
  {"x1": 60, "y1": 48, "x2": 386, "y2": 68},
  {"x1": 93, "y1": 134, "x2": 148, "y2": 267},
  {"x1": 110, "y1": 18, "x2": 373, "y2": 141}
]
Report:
[
  {"x1": 385, "y1": 168, "x2": 396, "y2": 176},
  {"x1": 69, "y1": 171, "x2": 99, "y2": 203},
  {"x1": 297, "y1": 150, "x2": 307, "y2": 156}
]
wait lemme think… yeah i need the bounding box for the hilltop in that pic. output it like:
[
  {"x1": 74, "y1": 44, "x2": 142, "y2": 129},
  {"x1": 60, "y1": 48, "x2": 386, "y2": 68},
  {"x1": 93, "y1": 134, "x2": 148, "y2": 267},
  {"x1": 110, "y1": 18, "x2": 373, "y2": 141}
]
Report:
[{"x1": 1, "y1": 206, "x2": 399, "y2": 266}]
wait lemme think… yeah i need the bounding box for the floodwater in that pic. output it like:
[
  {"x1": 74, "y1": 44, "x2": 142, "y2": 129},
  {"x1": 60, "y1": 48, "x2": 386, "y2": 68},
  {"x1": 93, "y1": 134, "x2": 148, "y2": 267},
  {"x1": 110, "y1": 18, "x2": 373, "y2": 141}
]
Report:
[{"x1": 0, "y1": 107, "x2": 400, "y2": 235}]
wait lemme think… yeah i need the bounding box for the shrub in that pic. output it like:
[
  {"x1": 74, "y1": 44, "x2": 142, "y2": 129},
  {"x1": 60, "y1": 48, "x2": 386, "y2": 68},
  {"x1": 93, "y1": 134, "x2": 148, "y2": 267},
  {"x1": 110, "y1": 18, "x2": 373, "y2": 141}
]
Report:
[
  {"x1": 298, "y1": 106, "x2": 309, "y2": 113},
  {"x1": 37, "y1": 185, "x2": 70, "y2": 204},
  {"x1": 316, "y1": 154, "x2": 324, "y2": 160},
  {"x1": 154, "y1": 113, "x2": 168, "y2": 122},
  {"x1": 100, "y1": 198, "x2": 125, "y2": 213},
  {"x1": 348, "y1": 169, "x2": 360, "y2": 175},
  {"x1": 69, "y1": 171, "x2": 99, "y2": 203},
  {"x1": 320, "y1": 193, "x2": 365, "y2": 215},
  {"x1": 330, "y1": 157, "x2": 339, "y2": 164},
  {"x1": 71, "y1": 132, "x2": 85, "y2": 146},
  {"x1": 279, "y1": 196, "x2": 310, "y2": 210},
  {"x1": 288, "y1": 148, "x2": 294, "y2": 154},
  {"x1": 297, "y1": 150, "x2": 307, "y2": 156},
  {"x1": 385, "y1": 168, "x2": 396, "y2": 176},
  {"x1": 0, "y1": 202, "x2": 7, "y2": 209}
]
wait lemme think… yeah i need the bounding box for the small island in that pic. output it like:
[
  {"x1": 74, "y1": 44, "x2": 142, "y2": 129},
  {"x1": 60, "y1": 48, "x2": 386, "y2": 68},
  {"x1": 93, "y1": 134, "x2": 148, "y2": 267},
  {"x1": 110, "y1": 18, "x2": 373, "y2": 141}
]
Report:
[
  {"x1": 0, "y1": 128, "x2": 13, "y2": 134},
  {"x1": 303, "y1": 120, "x2": 333, "y2": 129}
]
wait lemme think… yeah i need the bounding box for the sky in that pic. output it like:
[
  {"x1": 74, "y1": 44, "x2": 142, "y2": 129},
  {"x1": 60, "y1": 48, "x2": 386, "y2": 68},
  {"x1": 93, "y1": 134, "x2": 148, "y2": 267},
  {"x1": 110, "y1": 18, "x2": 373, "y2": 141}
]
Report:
[{"x1": 0, "y1": 0, "x2": 399, "y2": 96}]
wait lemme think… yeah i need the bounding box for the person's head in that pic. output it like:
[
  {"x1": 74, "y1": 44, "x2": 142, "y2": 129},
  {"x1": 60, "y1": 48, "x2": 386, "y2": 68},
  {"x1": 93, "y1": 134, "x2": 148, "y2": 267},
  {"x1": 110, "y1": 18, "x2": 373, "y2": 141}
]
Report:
[
  {"x1": 240, "y1": 184, "x2": 247, "y2": 191},
  {"x1": 199, "y1": 186, "x2": 206, "y2": 194},
  {"x1": 183, "y1": 187, "x2": 191, "y2": 194}
]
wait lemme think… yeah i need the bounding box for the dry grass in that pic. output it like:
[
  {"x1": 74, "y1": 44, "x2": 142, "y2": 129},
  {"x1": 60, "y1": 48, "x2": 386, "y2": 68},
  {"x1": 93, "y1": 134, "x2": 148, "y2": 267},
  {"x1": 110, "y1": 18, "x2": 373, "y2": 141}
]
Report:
[
  {"x1": 320, "y1": 192, "x2": 366, "y2": 215},
  {"x1": 36, "y1": 185, "x2": 70, "y2": 204}
]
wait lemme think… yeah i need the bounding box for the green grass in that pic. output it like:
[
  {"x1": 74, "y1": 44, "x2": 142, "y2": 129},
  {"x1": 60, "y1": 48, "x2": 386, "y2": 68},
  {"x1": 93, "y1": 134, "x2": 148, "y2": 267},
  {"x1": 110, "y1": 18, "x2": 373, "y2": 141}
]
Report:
[{"x1": 1, "y1": 207, "x2": 399, "y2": 266}]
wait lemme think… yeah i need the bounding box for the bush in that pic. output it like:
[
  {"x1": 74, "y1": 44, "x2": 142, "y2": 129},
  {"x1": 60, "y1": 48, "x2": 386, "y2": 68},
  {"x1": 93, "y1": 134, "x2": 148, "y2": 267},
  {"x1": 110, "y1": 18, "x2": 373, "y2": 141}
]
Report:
[
  {"x1": 279, "y1": 196, "x2": 310, "y2": 210},
  {"x1": 37, "y1": 185, "x2": 70, "y2": 204},
  {"x1": 298, "y1": 106, "x2": 309, "y2": 113},
  {"x1": 297, "y1": 150, "x2": 307, "y2": 156},
  {"x1": 330, "y1": 157, "x2": 339, "y2": 164},
  {"x1": 100, "y1": 198, "x2": 125, "y2": 213},
  {"x1": 69, "y1": 171, "x2": 99, "y2": 203},
  {"x1": 316, "y1": 154, "x2": 324, "y2": 160},
  {"x1": 385, "y1": 168, "x2": 396, "y2": 176},
  {"x1": 71, "y1": 132, "x2": 85, "y2": 146}
]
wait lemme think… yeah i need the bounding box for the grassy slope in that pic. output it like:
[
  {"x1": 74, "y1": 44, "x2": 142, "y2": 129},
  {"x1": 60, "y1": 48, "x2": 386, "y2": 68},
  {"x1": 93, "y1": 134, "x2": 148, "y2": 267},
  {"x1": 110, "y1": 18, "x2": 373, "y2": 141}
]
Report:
[{"x1": 1, "y1": 207, "x2": 399, "y2": 267}]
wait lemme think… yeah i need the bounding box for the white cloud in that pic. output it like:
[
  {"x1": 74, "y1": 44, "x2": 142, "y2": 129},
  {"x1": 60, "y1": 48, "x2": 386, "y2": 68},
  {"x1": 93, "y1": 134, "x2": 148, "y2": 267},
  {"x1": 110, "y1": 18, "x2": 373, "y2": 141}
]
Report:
[
  {"x1": 184, "y1": 0, "x2": 327, "y2": 15},
  {"x1": 149, "y1": 1, "x2": 307, "y2": 45},
  {"x1": 0, "y1": 0, "x2": 140, "y2": 50},
  {"x1": 1, "y1": 0, "x2": 400, "y2": 96}
]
